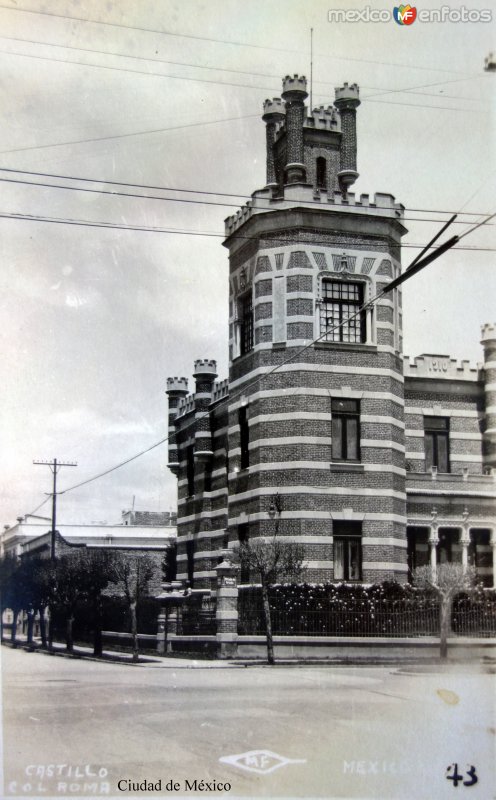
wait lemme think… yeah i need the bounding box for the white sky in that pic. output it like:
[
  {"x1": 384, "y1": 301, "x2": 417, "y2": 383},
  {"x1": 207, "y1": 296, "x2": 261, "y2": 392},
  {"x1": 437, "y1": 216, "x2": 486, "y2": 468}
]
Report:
[{"x1": 0, "y1": 0, "x2": 494, "y2": 525}]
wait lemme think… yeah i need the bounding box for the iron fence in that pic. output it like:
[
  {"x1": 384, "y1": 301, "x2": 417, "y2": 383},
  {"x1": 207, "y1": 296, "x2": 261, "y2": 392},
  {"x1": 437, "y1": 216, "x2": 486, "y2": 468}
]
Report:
[{"x1": 238, "y1": 593, "x2": 496, "y2": 638}]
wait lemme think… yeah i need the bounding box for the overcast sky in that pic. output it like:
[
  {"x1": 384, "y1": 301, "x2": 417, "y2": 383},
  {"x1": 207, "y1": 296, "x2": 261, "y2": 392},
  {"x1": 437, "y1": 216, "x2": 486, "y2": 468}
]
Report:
[{"x1": 0, "y1": 0, "x2": 494, "y2": 526}]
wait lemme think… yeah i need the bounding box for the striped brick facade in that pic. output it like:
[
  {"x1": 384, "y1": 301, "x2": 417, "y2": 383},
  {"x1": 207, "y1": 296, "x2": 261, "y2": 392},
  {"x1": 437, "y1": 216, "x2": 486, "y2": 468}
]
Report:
[{"x1": 167, "y1": 75, "x2": 495, "y2": 591}]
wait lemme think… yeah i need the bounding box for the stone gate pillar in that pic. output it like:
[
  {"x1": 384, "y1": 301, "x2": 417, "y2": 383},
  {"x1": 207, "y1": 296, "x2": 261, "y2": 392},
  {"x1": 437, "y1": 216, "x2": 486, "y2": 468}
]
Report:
[
  {"x1": 216, "y1": 550, "x2": 238, "y2": 659},
  {"x1": 428, "y1": 511, "x2": 439, "y2": 579}
]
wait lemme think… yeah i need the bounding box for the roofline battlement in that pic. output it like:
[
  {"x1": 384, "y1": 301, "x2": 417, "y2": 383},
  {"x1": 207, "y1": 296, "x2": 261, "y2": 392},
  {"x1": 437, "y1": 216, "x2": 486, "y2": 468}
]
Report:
[
  {"x1": 193, "y1": 359, "x2": 218, "y2": 377},
  {"x1": 224, "y1": 185, "x2": 405, "y2": 238},
  {"x1": 481, "y1": 323, "x2": 496, "y2": 343},
  {"x1": 404, "y1": 354, "x2": 483, "y2": 381},
  {"x1": 167, "y1": 377, "x2": 189, "y2": 393},
  {"x1": 334, "y1": 82, "x2": 360, "y2": 106},
  {"x1": 212, "y1": 378, "x2": 229, "y2": 403},
  {"x1": 176, "y1": 378, "x2": 228, "y2": 418},
  {"x1": 263, "y1": 98, "x2": 286, "y2": 119},
  {"x1": 306, "y1": 105, "x2": 339, "y2": 131},
  {"x1": 281, "y1": 74, "x2": 308, "y2": 96}
]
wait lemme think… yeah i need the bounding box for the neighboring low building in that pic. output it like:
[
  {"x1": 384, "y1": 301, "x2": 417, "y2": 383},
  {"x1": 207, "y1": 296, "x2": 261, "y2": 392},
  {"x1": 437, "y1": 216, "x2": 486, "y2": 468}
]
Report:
[
  {"x1": 166, "y1": 74, "x2": 496, "y2": 591},
  {"x1": 1, "y1": 510, "x2": 177, "y2": 560}
]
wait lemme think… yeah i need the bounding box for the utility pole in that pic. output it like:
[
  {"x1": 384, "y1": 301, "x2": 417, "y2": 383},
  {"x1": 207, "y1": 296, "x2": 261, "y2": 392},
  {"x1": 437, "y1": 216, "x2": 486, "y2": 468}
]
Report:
[{"x1": 33, "y1": 459, "x2": 77, "y2": 560}]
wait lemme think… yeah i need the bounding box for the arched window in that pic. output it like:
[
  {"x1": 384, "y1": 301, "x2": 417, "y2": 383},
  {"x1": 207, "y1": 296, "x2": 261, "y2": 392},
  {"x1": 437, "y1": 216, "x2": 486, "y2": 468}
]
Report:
[{"x1": 316, "y1": 156, "x2": 327, "y2": 189}]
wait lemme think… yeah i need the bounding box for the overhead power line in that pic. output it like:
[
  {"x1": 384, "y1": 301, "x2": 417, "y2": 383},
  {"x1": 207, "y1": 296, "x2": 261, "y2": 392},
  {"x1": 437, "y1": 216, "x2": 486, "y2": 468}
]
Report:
[
  {"x1": 0, "y1": 112, "x2": 260, "y2": 156},
  {"x1": 1, "y1": 209, "x2": 494, "y2": 251},
  {"x1": 0, "y1": 167, "x2": 491, "y2": 219},
  {"x1": 1, "y1": 174, "x2": 494, "y2": 228},
  {"x1": 0, "y1": 4, "x2": 474, "y2": 76},
  {"x1": 0, "y1": 47, "x2": 486, "y2": 116},
  {"x1": 0, "y1": 34, "x2": 484, "y2": 103}
]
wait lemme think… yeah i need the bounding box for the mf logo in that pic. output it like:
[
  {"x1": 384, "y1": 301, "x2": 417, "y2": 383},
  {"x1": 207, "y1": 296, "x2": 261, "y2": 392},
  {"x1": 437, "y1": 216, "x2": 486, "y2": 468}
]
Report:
[
  {"x1": 219, "y1": 750, "x2": 306, "y2": 775},
  {"x1": 393, "y1": 4, "x2": 417, "y2": 24}
]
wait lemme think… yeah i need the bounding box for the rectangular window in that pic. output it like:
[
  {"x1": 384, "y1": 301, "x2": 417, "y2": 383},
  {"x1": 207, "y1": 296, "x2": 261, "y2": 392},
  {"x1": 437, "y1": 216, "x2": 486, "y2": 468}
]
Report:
[
  {"x1": 186, "y1": 444, "x2": 195, "y2": 495},
  {"x1": 203, "y1": 465, "x2": 212, "y2": 493},
  {"x1": 240, "y1": 292, "x2": 253, "y2": 355},
  {"x1": 239, "y1": 407, "x2": 250, "y2": 469},
  {"x1": 320, "y1": 280, "x2": 365, "y2": 343},
  {"x1": 238, "y1": 524, "x2": 250, "y2": 584},
  {"x1": 424, "y1": 416, "x2": 450, "y2": 472},
  {"x1": 334, "y1": 522, "x2": 362, "y2": 581},
  {"x1": 186, "y1": 540, "x2": 195, "y2": 587},
  {"x1": 332, "y1": 399, "x2": 360, "y2": 461}
]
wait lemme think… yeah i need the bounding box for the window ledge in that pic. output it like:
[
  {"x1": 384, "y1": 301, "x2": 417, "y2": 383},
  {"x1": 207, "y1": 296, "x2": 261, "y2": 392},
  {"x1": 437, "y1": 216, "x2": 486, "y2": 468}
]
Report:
[
  {"x1": 330, "y1": 462, "x2": 364, "y2": 473},
  {"x1": 315, "y1": 342, "x2": 377, "y2": 353}
]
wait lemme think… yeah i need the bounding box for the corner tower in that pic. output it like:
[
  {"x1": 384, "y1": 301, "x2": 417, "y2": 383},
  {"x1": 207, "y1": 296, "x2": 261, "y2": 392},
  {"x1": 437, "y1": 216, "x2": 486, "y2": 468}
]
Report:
[{"x1": 224, "y1": 74, "x2": 408, "y2": 584}]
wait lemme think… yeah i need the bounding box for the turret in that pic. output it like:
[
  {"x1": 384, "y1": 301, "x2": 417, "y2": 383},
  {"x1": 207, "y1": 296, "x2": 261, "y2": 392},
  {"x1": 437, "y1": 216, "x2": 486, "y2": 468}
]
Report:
[
  {"x1": 334, "y1": 82, "x2": 361, "y2": 194},
  {"x1": 262, "y1": 98, "x2": 285, "y2": 187},
  {"x1": 281, "y1": 74, "x2": 308, "y2": 184},
  {"x1": 481, "y1": 323, "x2": 496, "y2": 469},
  {"x1": 166, "y1": 377, "x2": 189, "y2": 474},
  {"x1": 193, "y1": 359, "x2": 218, "y2": 462}
]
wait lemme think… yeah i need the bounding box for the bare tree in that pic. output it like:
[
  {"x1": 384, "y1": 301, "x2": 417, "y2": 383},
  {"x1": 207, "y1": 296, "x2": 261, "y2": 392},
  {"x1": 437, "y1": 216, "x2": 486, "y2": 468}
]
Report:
[
  {"x1": 239, "y1": 536, "x2": 305, "y2": 665},
  {"x1": 113, "y1": 554, "x2": 157, "y2": 662},
  {"x1": 74, "y1": 550, "x2": 120, "y2": 656},
  {"x1": 50, "y1": 554, "x2": 87, "y2": 653},
  {"x1": 414, "y1": 564, "x2": 476, "y2": 659}
]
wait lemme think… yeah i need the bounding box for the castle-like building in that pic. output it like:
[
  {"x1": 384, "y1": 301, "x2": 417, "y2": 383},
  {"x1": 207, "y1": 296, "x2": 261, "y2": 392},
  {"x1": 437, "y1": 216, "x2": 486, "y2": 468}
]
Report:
[{"x1": 167, "y1": 75, "x2": 496, "y2": 590}]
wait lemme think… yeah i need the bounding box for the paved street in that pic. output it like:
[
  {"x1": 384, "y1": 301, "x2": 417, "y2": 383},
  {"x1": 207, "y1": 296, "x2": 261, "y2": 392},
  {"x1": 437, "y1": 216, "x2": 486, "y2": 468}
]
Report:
[{"x1": 1, "y1": 646, "x2": 494, "y2": 799}]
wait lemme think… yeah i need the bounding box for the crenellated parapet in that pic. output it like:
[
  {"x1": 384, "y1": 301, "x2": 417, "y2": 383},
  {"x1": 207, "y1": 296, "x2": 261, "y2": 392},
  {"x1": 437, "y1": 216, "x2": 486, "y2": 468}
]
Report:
[
  {"x1": 307, "y1": 105, "x2": 339, "y2": 131},
  {"x1": 404, "y1": 354, "x2": 483, "y2": 381},
  {"x1": 334, "y1": 82, "x2": 360, "y2": 107},
  {"x1": 177, "y1": 394, "x2": 195, "y2": 417},
  {"x1": 212, "y1": 378, "x2": 229, "y2": 403},
  {"x1": 282, "y1": 74, "x2": 308, "y2": 96},
  {"x1": 167, "y1": 376, "x2": 189, "y2": 393},
  {"x1": 224, "y1": 186, "x2": 405, "y2": 238}
]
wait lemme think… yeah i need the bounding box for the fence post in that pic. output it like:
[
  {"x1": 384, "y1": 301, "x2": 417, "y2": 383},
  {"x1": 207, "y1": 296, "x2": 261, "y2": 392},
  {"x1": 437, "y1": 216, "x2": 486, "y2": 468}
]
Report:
[
  {"x1": 216, "y1": 550, "x2": 238, "y2": 659},
  {"x1": 157, "y1": 611, "x2": 166, "y2": 655}
]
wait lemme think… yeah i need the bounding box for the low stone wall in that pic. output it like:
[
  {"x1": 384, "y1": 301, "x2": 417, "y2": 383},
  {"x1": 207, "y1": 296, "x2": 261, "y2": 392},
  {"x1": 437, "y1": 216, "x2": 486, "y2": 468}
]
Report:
[
  {"x1": 236, "y1": 636, "x2": 496, "y2": 661},
  {"x1": 161, "y1": 633, "x2": 496, "y2": 661}
]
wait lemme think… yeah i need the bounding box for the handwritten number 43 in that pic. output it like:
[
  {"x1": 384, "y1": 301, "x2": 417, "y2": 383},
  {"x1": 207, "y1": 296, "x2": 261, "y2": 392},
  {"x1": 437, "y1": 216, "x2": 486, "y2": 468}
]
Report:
[{"x1": 446, "y1": 764, "x2": 478, "y2": 787}]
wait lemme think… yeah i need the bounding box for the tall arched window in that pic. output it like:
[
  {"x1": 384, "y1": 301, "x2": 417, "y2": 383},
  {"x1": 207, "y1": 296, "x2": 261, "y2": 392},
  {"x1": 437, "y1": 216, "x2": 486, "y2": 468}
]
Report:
[{"x1": 316, "y1": 156, "x2": 327, "y2": 189}]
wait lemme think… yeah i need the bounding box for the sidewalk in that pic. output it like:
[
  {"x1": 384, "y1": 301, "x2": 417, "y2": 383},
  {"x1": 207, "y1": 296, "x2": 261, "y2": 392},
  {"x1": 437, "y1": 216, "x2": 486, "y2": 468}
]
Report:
[
  {"x1": 3, "y1": 639, "x2": 494, "y2": 671},
  {"x1": 2, "y1": 639, "x2": 242, "y2": 668}
]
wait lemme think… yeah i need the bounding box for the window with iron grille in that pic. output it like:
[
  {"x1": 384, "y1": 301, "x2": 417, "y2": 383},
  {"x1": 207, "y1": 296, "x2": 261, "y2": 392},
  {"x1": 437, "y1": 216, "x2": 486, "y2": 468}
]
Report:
[
  {"x1": 239, "y1": 292, "x2": 253, "y2": 355},
  {"x1": 424, "y1": 416, "x2": 450, "y2": 472},
  {"x1": 332, "y1": 398, "x2": 360, "y2": 461},
  {"x1": 334, "y1": 521, "x2": 362, "y2": 581},
  {"x1": 320, "y1": 280, "x2": 365, "y2": 343}
]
